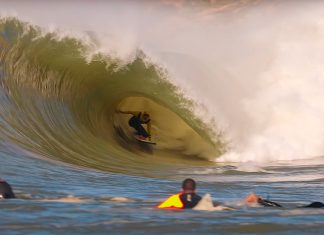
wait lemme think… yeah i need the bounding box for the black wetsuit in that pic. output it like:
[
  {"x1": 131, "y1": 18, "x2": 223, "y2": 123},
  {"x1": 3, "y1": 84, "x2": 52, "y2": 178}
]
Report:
[
  {"x1": 128, "y1": 112, "x2": 150, "y2": 138},
  {"x1": 180, "y1": 193, "x2": 202, "y2": 209},
  {"x1": 0, "y1": 181, "x2": 15, "y2": 199},
  {"x1": 258, "y1": 198, "x2": 282, "y2": 208},
  {"x1": 302, "y1": 202, "x2": 324, "y2": 208},
  {"x1": 258, "y1": 198, "x2": 324, "y2": 209}
]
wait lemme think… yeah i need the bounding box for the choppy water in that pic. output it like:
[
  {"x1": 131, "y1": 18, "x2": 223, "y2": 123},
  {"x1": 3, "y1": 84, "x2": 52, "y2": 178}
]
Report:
[
  {"x1": 0, "y1": 1, "x2": 324, "y2": 234},
  {"x1": 1, "y1": 148, "x2": 324, "y2": 235}
]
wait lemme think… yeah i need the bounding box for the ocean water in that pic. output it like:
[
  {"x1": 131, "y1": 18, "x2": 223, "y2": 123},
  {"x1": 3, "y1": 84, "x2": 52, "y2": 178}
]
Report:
[
  {"x1": 1, "y1": 148, "x2": 323, "y2": 235},
  {"x1": 0, "y1": 1, "x2": 324, "y2": 234}
]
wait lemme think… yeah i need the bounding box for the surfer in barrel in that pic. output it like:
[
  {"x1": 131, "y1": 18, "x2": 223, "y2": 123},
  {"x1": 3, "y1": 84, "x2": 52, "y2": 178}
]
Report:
[{"x1": 118, "y1": 110, "x2": 152, "y2": 141}]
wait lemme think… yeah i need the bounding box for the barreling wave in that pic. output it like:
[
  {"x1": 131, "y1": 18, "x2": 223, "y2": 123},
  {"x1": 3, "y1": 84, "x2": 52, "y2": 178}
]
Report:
[{"x1": 0, "y1": 18, "x2": 225, "y2": 177}]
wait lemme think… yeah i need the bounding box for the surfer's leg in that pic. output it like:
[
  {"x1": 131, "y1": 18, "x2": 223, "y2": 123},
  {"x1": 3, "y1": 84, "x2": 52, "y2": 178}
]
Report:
[{"x1": 136, "y1": 125, "x2": 149, "y2": 138}]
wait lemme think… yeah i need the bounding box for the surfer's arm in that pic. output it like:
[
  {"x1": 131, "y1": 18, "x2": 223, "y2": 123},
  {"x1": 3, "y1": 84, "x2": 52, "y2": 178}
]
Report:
[
  {"x1": 118, "y1": 110, "x2": 140, "y2": 116},
  {"x1": 244, "y1": 193, "x2": 282, "y2": 207}
]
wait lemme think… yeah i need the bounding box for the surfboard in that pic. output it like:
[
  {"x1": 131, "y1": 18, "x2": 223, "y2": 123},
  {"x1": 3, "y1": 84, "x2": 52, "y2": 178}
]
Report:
[{"x1": 134, "y1": 136, "x2": 156, "y2": 145}]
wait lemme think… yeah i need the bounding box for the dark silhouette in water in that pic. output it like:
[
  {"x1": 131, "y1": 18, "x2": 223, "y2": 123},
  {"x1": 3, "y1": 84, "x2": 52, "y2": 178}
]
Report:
[
  {"x1": 302, "y1": 202, "x2": 324, "y2": 208},
  {"x1": 245, "y1": 193, "x2": 324, "y2": 208},
  {"x1": 0, "y1": 179, "x2": 15, "y2": 199}
]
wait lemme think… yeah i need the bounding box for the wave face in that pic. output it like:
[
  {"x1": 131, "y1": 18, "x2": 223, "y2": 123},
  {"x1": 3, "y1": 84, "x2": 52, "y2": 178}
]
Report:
[
  {"x1": 2, "y1": 0, "x2": 324, "y2": 174},
  {"x1": 0, "y1": 18, "x2": 224, "y2": 177}
]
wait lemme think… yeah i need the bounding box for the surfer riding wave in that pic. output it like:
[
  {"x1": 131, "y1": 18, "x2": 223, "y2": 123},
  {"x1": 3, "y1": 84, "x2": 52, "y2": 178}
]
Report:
[{"x1": 118, "y1": 110, "x2": 152, "y2": 141}]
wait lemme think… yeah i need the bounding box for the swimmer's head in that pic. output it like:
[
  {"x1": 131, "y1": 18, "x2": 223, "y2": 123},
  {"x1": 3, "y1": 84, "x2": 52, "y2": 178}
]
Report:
[{"x1": 182, "y1": 178, "x2": 196, "y2": 193}]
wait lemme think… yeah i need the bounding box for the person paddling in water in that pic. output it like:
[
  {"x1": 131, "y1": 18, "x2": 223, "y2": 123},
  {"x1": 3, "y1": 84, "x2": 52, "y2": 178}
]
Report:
[
  {"x1": 157, "y1": 178, "x2": 202, "y2": 209},
  {"x1": 119, "y1": 111, "x2": 151, "y2": 141}
]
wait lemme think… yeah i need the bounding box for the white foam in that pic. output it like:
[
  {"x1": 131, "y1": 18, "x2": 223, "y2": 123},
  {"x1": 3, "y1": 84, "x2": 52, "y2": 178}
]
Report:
[
  {"x1": 193, "y1": 194, "x2": 233, "y2": 211},
  {"x1": 110, "y1": 197, "x2": 134, "y2": 203},
  {"x1": 42, "y1": 195, "x2": 88, "y2": 203}
]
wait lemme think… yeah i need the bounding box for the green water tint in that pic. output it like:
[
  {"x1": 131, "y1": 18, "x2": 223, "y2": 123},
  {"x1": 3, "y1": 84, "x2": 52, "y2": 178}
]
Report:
[{"x1": 0, "y1": 18, "x2": 226, "y2": 177}]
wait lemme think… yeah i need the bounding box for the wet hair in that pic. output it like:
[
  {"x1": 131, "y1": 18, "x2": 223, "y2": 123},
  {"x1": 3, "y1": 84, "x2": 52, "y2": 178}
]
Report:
[{"x1": 182, "y1": 178, "x2": 196, "y2": 192}]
